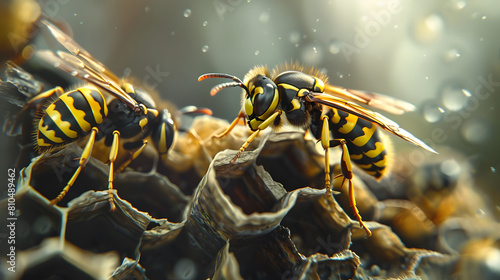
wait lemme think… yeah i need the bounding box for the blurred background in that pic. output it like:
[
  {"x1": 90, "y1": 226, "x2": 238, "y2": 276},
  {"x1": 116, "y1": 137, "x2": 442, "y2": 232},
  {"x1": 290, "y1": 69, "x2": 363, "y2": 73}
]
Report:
[{"x1": 1, "y1": 0, "x2": 499, "y2": 216}]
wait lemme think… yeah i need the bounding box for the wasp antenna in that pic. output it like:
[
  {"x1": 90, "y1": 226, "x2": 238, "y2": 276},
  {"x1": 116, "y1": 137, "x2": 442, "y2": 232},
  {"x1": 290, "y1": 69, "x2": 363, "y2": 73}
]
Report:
[
  {"x1": 177, "y1": 105, "x2": 213, "y2": 116},
  {"x1": 198, "y1": 73, "x2": 244, "y2": 84},
  {"x1": 210, "y1": 82, "x2": 246, "y2": 96},
  {"x1": 198, "y1": 73, "x2": 215, "y2": 82},
  {"x1": 199, "y1": 73, "x2": 248, "y2": 95}
]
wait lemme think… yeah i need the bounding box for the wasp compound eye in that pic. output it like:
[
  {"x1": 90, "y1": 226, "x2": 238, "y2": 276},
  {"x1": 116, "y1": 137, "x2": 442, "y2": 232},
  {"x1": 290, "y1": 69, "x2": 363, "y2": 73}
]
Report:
[
  {"x1": 151, "y1": 109, "x2": 176, "y2": 157},
  {"x1": 246, "y1": 75, "x2": 279, "y2": 123}
]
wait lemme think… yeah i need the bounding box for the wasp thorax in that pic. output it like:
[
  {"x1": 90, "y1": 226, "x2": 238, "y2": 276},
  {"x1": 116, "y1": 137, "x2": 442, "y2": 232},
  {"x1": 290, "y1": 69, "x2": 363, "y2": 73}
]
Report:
[{"x1": 244, "y1": 75, "x2": 279, "y2": 131}]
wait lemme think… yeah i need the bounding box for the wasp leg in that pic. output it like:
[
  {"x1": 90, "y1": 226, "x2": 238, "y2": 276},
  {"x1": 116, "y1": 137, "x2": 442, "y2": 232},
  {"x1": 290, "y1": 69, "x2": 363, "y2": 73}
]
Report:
[
  {"x1": 320, "y1": 115, "x2": 332, "y2": 194},
  {"x1": 213, "y1": 110, "x2": 246, "y2": 139},
  {"x1": 107, "y1": 131, "x2": 120, "y2": 211},
  {"x1": 344, "y1": 176, "x2": 371, "y2": 236},
  {"x1": 230, "y1": 110, "x2": 282, "y2": 164},
  {"x1": 50, "y1": 127, "x2": 98, "y2": 206},
  {"x1": 321, "y1": 115, "x2": 371, "y2": 237},
  {"x1": 116, "y1": 140, "x2": 148, "y2": 173}
]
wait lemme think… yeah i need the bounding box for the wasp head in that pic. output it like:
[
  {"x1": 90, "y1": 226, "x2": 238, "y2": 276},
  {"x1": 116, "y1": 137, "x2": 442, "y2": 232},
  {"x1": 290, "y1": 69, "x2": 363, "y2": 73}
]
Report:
[
  {"x1": 198, "y1": 70, "x2": 279, "y2": 132},
  {"x1": 128, "y1": 85, "x2": 176, "y2": 156},
  {"x1": 244, "y1": 75, "x2": 279, "y2": 131}
]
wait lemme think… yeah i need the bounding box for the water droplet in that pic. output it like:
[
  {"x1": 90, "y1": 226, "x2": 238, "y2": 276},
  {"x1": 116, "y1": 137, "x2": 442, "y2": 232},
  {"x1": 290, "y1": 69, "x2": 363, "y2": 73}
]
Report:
[
  {"x1": 414, "y1": 13, "x2": 444, "y2": 43},
  {"x1": 144, "y1": 6, "x2": 150, "y2": 12},
  {"x1": 259, "y1": 12, "x2": 269, "y2": 24},
  {"x1": 491, "y1": 166, "x2": 497, "y2": 173},
  {"x1": 289, "y1": 31, "x2": 300, "y2": 44},
  {"x1": 441, "y1": 84, "x2": 469, "y2": 111},
  {"x1": 83, "y1": 74, "x2": 90, "y2": 79},
  {"x1": 301, "y1": 45, "x2": 322, "y2": 65},
  {"x1": 202, "y1": 21, "x2": 208, "y2": 27},
  {"x1": 423, "y1": 102, "x2": 444, "y2": 123},
  {"x1": 462, "y1": 89, "x2": 471, "y2": 97},
  {"x1": 114, "y1": 26, "x2": 118, "y2": 30},
  {"x1": 312, "y1": 28, "x2": 317, "y2": 33},
  {"x1": 184, "y1": 9, "x2": 191, "y2": 18},
  {"x1": 73, "y1": 13, "x2": 77, "y2": 16},
  {"x1": 452, "y1": 0, "x2": 466, "y2": 10},
  {"x1": 440, "y1": 159, "x2": 461, "y2": 177},
  {"x1": 461, "y1": 118, "x2": 490, "y2": 144},
  {"x1": 329, "y1": 40, "x2": 341, "y2": 54},
  {"x1": 80, "y1": 21, "x2": 83, "y2": 25},
  {"x1": 70, "y1": 70, "x2": 78, "y2": 76},
  {"x1": 438, "y1": 107, "x2": 445, "y2": 113},
  {"x1": 202, "y1": 45, "x2": 209, "y2": 53},
  {"x1": 444, "y1": 48, "x2": 461, "y2": 62},
  {"x1": 425, "y1": 76, "x2": 429, "y2": 80},
  {"x1": 254, "y1": 50, "x2": 260, "y2": 56},
  {"x1": 482, "y1": 15, "x2": 487, "y2": 20},
  {"x1": 476, "y1": 208, "x2": 486, "y2": 216}
]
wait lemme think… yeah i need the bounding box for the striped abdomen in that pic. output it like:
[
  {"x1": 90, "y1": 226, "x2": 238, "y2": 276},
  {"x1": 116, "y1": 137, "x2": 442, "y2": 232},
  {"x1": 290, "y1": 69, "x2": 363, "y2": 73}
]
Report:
[
  {"x1": 329, "y1": 108, "x2": 388, "y2": 179},
  {"x1": 37, "y1": 88, "x2": 108, "y2": 150}
]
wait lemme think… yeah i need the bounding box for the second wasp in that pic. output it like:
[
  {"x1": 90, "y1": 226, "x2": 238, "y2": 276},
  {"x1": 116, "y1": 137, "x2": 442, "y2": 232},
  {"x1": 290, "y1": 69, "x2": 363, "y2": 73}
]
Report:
[{"x1": 3, "y1": 20, "x2": 210, "y2": 210}]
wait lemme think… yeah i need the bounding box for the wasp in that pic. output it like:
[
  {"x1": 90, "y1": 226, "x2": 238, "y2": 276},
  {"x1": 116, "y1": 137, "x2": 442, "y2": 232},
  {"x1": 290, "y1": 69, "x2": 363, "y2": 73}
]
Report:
[
  {"x1": 199, "y1": 64, "x2": 437, "y2": 236},
  {"x1": 7, "y1": 20, "x2": 209, "y2": 210}
]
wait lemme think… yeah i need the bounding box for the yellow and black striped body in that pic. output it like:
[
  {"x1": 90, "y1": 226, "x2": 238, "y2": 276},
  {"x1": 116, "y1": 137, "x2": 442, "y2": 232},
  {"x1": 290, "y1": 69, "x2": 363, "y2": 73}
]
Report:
[
  {"x1": 327, "y1": 108, "x2": 388, "y2": 179},
  {"x1": 239, "y1": 69, "x2": 389, "y2": 179},
  {"x1": 37, "y1": 87, "x2": 107, "y2": 150},
  {"x1": 29, "y1": 83, "x2": 177, "y2": 209},
  {"x1": 5, "y1": 20, "x2": 184, "y2": 209},
  {"x1": 273, "y1": 71, "x2": 388, "y2": 179}
]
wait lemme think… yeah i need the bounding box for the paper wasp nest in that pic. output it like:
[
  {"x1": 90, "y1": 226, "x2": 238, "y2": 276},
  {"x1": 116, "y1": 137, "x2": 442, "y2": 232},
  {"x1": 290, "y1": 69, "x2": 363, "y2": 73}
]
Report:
[{"x1": 1, "y1": 115, "x2": 498, "y2": 280}]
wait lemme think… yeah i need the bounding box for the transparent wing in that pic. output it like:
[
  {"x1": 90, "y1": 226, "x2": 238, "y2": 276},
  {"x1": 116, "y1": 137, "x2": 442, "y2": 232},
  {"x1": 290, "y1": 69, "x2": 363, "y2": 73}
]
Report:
[
  {"x1": 324, "y1": 84, "x2": 416, "y2": 115},
  {"x1": 306, "y1": 92, "x2": 437, "y2": 154},
  {"x1": 39, "y1": 20, "x2": 138, "y2": 109}
]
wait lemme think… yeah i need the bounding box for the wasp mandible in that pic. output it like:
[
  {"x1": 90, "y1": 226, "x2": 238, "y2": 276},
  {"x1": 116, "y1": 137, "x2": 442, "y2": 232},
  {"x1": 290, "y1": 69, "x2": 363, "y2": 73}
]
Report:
[
  {"x1": 12, "y1": 20, "x2": 203, "y2": 210},
  {"x1": 199, "y1": 64, "x2": 437, "y2": 236}
]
